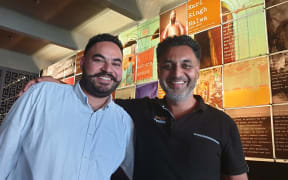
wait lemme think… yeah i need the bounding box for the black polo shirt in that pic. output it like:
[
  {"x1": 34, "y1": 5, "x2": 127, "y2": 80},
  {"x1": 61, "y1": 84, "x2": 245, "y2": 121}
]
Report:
[{"x1": 115, "y1": 95, "x2": 248, "y2": 180}]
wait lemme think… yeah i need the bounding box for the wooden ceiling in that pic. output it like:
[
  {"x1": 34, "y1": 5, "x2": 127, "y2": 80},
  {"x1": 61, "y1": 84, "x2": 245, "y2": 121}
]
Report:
[
  {"x1": 0, "y1": 0, "x2": 106, "y2": 30},
  {"x1": 0, "y1": 0, "x2": 185, "y2": 69}
]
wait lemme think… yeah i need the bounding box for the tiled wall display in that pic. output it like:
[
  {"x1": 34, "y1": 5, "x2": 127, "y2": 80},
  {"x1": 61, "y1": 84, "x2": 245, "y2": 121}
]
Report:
[
  {"x1": 39, "y1": 0, "x2": 288, "y2": 162},
  {"x1": 225, "y1": 106, "x2": 273, "y2": 159},
  {"x1": 135, "y1": 81, "x2": 158, "y2": 99},
  {"x1": 115, "y1": 86, "x2": 136, "y2": 100},
  {"x1": 223, "y1": 57, "x2": 270, "y2": 108},
  {"x1": 0, "y1": 67, "x2": 38, "y2": 125},
  {"x1": 194, "y1": 66, "x2": 223, "y2": 109}
]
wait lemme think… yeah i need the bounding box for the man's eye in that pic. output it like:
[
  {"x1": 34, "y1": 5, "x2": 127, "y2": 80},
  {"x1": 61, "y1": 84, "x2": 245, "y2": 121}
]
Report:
[
  {"x1": 182, "y1": 64, "x2": 192, "y2": 69},
  {"x1": 93, "y1": 58, "x2": 104, "y2": 63},
  {"x1": 112, "y1": 62, "x2": 121, "y2": 67},
  {"x1": 160, "y1": 64, "x2": 173, "y2": 70}
]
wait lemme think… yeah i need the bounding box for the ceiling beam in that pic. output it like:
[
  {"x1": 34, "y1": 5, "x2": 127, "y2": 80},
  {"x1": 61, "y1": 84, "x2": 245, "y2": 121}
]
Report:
[
  {"x1": 0, "y1": 7, "x2": 87, "y2": 50},
  {"x1": 0, "y1": 48, "x2": 40, "y2": 73},
  {"x1": 102, "y1": 0, "x2": 143, "y2": 21}
]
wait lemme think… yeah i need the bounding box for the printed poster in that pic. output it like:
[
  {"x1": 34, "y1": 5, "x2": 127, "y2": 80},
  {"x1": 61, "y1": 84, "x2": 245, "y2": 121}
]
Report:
[
  {"x1": 118, "y1": 26, "x2": 138, "y2": 56},
  {"x1": 158, "y1": 82, "x2": 166, "y2": 99},
  {"x1": 46, "y1": 60, "x2": 65, "y2": 79},
  {"x1": 62, "y1": 76, "x2": 75, "y2": 85},
  {"x1": 266, "y1": 2, "x2": 288, "y2": 53},
  {"x1": 135, "y1": 81, "x2": 158, "y2": 99},
  {"x1": 115, "y1": 86, "x2": 136, "y2": 100},
  {"x1": 269, "y1": 52, "x2": 288, "y2": 104},
  {"x1": 63, "y1": 56, "x2": 75, "y2": 78},
  {"x1": 160, "y1": 3, "x2": 187, "y2": 41},
  {"x1": 187, "y1": 0, "x2": 221, "y2": 35},
  {"x1": 76, "y1": 51, "x2": 84, "y2": 74},
  {"x1": 119, "y1": 26, "x2": 138, "y2": 88},
  {"x1": 223, "y1": 57, "x2": 270, "y2": 108},
  {"x1": 193, "y1": 26, "x2": 222, "y2": 69},
  {"x1": 221, "y1": 0, "x2": 264, "y2": 23},
  {"x1": 136, "y1": 47, "x2": 157, "y2": 84},
  {"x1": 265, "y1": 0, "x2": 288, "y2": 8},
  {"x1": 46, "y1": 55, "x2": 76, "y2": 79},
  {"x1": 137, "y1": 16, "x2": 160, "y2": 53},
  {"x1": 272, "y1": 104, "x2": 288, "y2": 160},
  {"x1": 195, "y1": 67, "x2": 223, "y2": 109},
  {"x1": 222, "y1": 11, "x2": 268, "y2": 63},
  {"x1": 136, "y1": 17, "x2": 159, "y2": 84},
  {"x1": 119, "y1": 55, "x2": 136, "y2": 88},
  {"x1": 225, "y1": 107, "x2": 273, "y2": 159}
]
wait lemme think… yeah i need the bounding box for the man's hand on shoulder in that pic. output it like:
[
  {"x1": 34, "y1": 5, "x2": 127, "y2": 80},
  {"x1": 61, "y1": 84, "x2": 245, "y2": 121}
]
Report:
[
  {"x1": 223, "y1": 173, "x2": 248, "y2": 180},
  {"x1": 18, "y1": 76, "x2": 62, "y2": 97}
]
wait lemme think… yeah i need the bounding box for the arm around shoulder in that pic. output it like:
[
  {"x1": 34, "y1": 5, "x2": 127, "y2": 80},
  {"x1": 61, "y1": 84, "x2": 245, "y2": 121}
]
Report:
[
  {"x1": 120, "y1": 113, "x2": 134, "y2": 180},
  {"x1": 223, "y1": 173, "x2": 248, "y2": 180},
  {"x1": 18, "y1": 76, "x2": 63, "y2": 96}
]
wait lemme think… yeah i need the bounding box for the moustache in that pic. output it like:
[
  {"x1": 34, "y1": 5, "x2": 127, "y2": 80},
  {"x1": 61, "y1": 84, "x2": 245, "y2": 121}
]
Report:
[
  {"x1": 167, "y1": 77, "x2": 188, "y2": 82},
  {"x1": 87, "y1": 72, "x2": 118, "y2": 82}
]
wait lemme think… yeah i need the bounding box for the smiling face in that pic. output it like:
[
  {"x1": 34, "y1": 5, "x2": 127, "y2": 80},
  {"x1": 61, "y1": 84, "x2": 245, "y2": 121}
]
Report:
[
  {"x1": 80, "y1": 41, "x2": 122, "y2": 98},
  {"x1": 158, "y1": 45, "x2": 200, "y2": 103}
]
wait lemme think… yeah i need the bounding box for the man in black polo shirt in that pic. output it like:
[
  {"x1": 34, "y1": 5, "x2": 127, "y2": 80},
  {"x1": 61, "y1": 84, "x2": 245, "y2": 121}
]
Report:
[
  {"x1": 20, "y1": 35, "x2": 248, "y2": 180},
  {"x1": 116, "y1": 35, "x2": 248, "y2": 180}
]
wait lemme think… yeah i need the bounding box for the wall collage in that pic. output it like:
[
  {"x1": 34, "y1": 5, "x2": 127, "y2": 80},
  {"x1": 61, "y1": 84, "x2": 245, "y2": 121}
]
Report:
[{"x1": 40, "y1": 0, "x2": 288, "y2": 163}]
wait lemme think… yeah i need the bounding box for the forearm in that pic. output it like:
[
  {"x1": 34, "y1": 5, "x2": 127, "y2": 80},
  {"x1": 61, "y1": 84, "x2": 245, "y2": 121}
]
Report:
[{"x1": 223, "y1": 173, "x2": 248, "y2": 180}]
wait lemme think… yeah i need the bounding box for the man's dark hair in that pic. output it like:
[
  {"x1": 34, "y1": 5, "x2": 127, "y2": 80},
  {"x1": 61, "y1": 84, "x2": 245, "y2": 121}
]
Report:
[
  {"x1": 84, "y1": 33, "x2": 123, "y2": 56},
  {"x1": 156, "y1": 35, "x2": 201, "y2": 63}
]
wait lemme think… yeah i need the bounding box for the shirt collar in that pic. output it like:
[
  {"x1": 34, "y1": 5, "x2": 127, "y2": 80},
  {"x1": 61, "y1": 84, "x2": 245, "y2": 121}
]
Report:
[
  {"x1": 193, "y1": 95, "x2": 208, "y2": 112},
  {"x1": 158, "y1": 94, "x2": 208, "y2": 112},
  {"x1": 73, "y1": 82, "x2": 114, "y2": 110}
]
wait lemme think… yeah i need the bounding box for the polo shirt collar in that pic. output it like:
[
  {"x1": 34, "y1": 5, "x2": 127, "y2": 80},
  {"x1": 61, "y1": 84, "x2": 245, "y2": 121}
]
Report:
[
  {"x1": 193, "y1": 95, "x2": 208, "y2": 112},
  {"x1": 158, "y1": 94, "x2": 208, "y2": 112}
]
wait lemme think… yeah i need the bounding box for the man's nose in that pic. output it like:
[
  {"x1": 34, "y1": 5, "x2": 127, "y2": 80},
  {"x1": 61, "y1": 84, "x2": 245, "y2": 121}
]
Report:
[
  {"x1": 171, "y1": 64, "x2": 182, "y2": 77},
  {"x1": 101, "y1": 62, "x2": 113, "y2": 73}
]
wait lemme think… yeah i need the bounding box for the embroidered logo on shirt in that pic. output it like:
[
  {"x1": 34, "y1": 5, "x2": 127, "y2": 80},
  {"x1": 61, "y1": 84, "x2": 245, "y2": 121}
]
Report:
[{"x1": 153, "y1": 115, "x2": 167, "y2": 124}]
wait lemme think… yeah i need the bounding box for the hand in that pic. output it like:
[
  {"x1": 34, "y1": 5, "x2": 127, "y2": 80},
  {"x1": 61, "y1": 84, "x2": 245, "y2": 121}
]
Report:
[{"x1": 18, "y1": 76, "x2": 61, "y2": 96}]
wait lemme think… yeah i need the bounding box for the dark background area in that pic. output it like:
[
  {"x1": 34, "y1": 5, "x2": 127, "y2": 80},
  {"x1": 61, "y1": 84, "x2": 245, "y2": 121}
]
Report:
[{"x1": 247, "y1": 161, "x2": 288, "y2": 180}]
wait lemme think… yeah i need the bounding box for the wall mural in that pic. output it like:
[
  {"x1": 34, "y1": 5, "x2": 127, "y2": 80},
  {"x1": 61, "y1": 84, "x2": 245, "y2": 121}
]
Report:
[{"x1": 36, "y1": 0, "x2": 288, "y2": 162}]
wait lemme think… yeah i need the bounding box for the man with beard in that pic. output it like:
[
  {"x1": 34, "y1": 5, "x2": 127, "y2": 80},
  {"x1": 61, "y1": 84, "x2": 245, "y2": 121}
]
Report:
[
  {"x1": 0, "y1": 34, "x2": 134, "y2": 180},
  {"x1": 115, "y1": 35, "x2": 248, "y2": 180},
  {"x1": 19, "y1": 35, "x2": 248, "y2": 180}
]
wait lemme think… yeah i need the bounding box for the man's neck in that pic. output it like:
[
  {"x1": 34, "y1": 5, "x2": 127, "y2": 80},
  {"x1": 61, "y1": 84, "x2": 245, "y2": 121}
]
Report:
[
  {"x1": 81, "y1": 87, "x2": 110, "y2": 111},
  {"x1": 166, "y1": 95, "x2": 197, "y2": 120}
]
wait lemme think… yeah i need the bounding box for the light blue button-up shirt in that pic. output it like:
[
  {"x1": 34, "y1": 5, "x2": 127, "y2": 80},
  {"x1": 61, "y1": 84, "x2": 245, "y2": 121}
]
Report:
[{"x1": 0, "y1": 82, "x2": 134, "y2": 180}]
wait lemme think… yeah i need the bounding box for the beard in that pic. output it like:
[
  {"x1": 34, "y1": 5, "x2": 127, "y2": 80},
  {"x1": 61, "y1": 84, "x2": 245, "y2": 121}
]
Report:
[
  {"x1": 159, "y1": 76, "x2": 197, "y2": 103},
  {"x1": 80, "y1": 68, "x2": 121, "y2": 98}
]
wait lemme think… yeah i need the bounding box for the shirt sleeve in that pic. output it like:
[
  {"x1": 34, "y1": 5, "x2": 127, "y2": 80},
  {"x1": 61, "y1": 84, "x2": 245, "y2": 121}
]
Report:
[
  {"x1": 0, "y1": 87, "x2": 36, "y2": 179},
  {"x1": 120, "y1": 115, "x2": 134, "y2": 180},
  {"x1": 221, "y1": 118, "x2": 249, "y2": 176}
]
